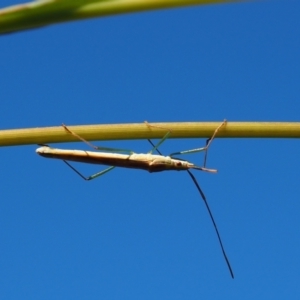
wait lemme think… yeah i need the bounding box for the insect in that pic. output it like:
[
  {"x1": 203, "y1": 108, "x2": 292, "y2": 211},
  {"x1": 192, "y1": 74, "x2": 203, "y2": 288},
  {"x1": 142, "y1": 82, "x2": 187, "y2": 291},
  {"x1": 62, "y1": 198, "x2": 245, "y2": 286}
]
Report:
[{"x1": 36, "y1": 120, "x2": 234, "y2": 278}]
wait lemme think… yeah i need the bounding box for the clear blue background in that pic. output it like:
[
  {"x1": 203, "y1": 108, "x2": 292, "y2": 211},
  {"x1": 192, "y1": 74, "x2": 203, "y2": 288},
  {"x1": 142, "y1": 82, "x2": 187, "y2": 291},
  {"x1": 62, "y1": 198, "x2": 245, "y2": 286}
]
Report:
[{"x1": 1, "y1": 0, "x2": 300, "y2": 299}]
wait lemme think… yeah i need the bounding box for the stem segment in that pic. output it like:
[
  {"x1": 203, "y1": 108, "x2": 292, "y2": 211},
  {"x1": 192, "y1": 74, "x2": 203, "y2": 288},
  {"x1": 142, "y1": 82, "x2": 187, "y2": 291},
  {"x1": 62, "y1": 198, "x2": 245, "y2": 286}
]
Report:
[{"x1": 0, "y1": 122, "x2": 299, "y2": 147}]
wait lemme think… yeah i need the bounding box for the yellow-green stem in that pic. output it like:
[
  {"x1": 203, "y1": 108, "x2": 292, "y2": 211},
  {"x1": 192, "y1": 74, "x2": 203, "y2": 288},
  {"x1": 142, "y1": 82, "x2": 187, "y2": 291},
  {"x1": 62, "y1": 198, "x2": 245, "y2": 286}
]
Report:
[
  {"x1": 0, "y1": 0, "x2": 245, "y2": 34},
  {"x1": 0, "y1": 122, "x2": 299, "y2": 147}
]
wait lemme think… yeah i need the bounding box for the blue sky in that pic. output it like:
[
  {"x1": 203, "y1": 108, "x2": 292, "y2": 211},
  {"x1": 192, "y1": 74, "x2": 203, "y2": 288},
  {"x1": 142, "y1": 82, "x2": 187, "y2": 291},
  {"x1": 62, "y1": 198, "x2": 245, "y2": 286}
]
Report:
[{"x1": 1, "y1": 0, "x2": 300, "y2": 299}]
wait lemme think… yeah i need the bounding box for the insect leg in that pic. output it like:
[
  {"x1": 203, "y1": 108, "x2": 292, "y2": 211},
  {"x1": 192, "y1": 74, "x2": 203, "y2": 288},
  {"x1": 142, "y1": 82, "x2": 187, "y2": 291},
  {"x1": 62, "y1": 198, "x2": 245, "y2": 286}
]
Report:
[
  {"x1": 147, "y1": 139, "x2": 163, "y2": 155},
  {"x1": 169, "y1": 120, "x2": 227, "y2": 167},
  {"x1": 203, "y1": 138, "x2": 210, "y2": 168},
  {"x1": 144, "y1": 121, "x2": 172, "y2": 154},
  {"x1": 62, "y1": 124, "x2": 133, "y2": 154},
  {"x1": 63, "y1": 160, "x2": 115, "y2": 180}
]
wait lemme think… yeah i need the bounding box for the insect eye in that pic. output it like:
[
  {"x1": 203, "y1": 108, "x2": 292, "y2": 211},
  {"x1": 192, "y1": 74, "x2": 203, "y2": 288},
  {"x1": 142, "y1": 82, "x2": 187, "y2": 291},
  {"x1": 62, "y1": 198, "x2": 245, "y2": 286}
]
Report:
[{"x1": 176, "y1": 162, "x2": 182, "y2": 166}]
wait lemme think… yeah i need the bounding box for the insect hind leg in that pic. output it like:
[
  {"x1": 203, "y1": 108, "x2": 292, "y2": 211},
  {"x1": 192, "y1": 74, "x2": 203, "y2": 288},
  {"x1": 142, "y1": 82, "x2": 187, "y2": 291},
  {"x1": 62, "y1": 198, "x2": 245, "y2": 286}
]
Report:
[
  {"x1": 63, "y1": 160, "x2": 115, "y2": 180},
  {"x1": 62, "y1": 123, "x2": 133, "y2": 154}
]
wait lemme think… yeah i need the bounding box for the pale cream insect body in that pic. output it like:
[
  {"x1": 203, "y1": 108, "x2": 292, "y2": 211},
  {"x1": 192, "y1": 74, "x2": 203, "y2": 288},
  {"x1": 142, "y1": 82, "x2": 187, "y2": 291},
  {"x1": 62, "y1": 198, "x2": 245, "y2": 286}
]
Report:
[{"x1": 36, "y1": 146, "x2": 216, "y2": 173}]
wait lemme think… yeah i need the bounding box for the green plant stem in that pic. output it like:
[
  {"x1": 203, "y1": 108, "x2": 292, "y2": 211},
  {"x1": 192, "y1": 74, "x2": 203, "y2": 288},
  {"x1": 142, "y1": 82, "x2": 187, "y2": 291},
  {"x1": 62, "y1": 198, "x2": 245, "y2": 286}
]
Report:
[
  {"x1": 0, "y1": 122, "x2": 299, "y2": 147},
  {"x1": 0, "y1": 0, "x2": 245, "y2": 34}
]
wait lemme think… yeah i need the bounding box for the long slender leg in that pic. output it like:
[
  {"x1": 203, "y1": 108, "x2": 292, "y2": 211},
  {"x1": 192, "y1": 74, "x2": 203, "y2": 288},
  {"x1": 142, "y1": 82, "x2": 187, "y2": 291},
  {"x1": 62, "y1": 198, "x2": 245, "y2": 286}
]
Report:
[
  {"x1": 147, "y1": 139, "x2": 163, "y2": 155},
  {"x1": 62, "y1": 124, "x2": 133, "y2": 154},
  {"x1": 169, "y1": 120, "x2": 227, "y2": 166},
  {"x1": 144, "y1": 121, "x2": 172, "y2": 154},
  {"x1": 63, "y1": 160, "x2": 115, "y2": 180},
  {"x1": 203, "y1": 138, "x2": 210, "y2": 167}
]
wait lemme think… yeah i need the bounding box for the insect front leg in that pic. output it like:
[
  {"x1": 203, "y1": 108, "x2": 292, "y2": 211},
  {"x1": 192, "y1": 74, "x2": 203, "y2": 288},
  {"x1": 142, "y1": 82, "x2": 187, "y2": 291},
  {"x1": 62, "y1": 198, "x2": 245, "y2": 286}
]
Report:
[{"x1": 169, "y1": 120, "x2": 227, "y2": 167}]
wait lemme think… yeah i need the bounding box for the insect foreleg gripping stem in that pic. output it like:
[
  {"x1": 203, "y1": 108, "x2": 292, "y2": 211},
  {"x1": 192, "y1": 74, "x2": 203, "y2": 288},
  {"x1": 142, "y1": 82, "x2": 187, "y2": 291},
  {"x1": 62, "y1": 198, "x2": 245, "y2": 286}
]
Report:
[{"x1": 170, "y1": 120, "x2": 227, "y2": 167}]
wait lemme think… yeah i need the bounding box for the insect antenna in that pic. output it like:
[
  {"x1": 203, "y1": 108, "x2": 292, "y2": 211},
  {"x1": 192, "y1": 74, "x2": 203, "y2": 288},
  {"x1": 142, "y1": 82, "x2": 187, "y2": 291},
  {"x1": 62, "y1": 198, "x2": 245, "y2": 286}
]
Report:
[
  {"x1": 147, "y1": 139, "x2": 234, "y2": 278},
  {"x1": 186, "y1": 169, "x2": 234, "y2": 278}
]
